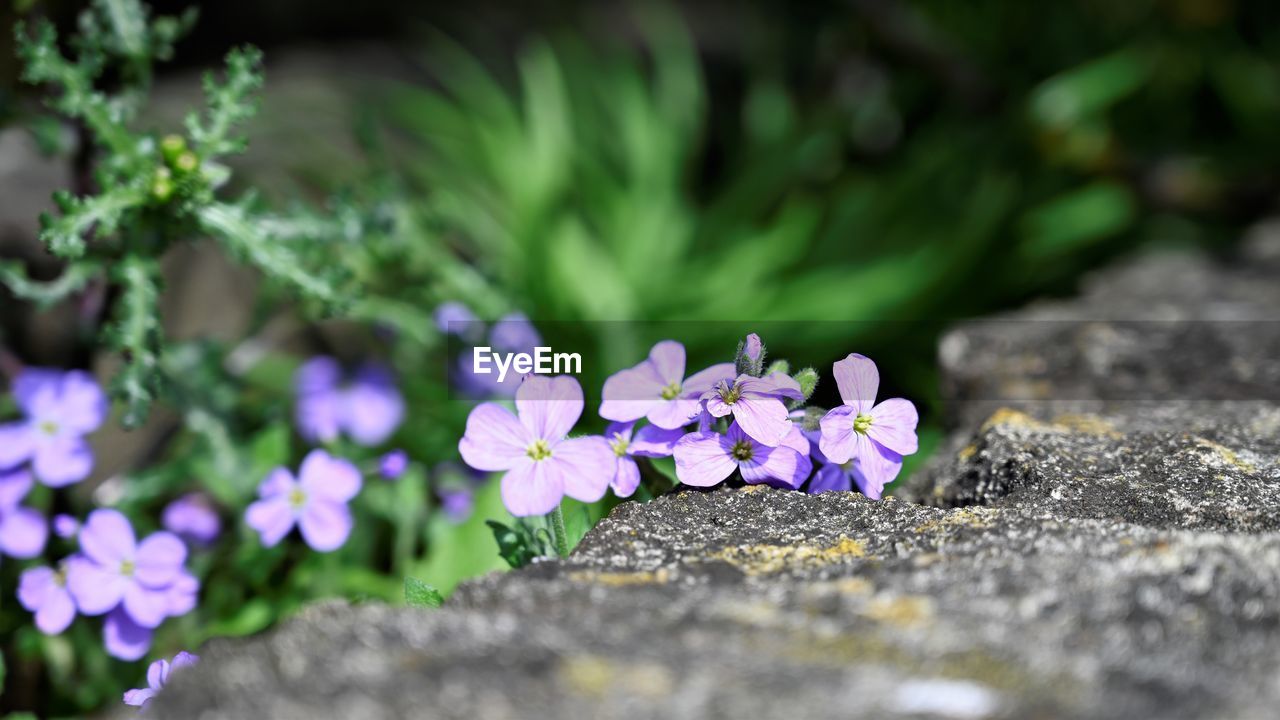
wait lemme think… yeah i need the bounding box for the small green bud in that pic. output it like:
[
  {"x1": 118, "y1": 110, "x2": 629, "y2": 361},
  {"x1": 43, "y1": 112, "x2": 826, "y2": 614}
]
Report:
[
  {"x1": 766, "y1": 359, "x2": 790, "y2": 376},
  {"x1": 793, "y1": 367, "x2": 819, "y2": 401},
  {"x1": 151, "y1": 167, "x2": 173, "y2": 202},
  {"x1": 160, "y1": 134, "x2": 186, "y2": 161},
  {"x1": 174, "y1": 151, "x2": 199, "y2": 173}
]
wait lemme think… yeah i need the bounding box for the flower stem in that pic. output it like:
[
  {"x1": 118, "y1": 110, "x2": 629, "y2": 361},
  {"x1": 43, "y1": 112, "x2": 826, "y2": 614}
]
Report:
[{"x1": 548, "y1": 505, "x2": 569, "y2": 558}]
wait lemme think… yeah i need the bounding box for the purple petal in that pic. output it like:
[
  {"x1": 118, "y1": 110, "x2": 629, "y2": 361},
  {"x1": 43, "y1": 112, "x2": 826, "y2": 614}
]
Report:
[
  {"x1": 0, "y1": 506, "x2": 48, "y2": 558},
  {"x1": 645, "y1": 397, "x2": 702, "y2": 430},
  {"x1": 123, "y1": 688, "x2": 156, "y2": 707},
  {"x1": 647, "y1": 341, "x2": 686, "y2": 386},
  {"x1": 458, "y1": 402, "x2": 533, "y2": 472},
  {"x1": 299, "y1": 501, "x2": 353, "y2": 552},
  {"x1": 66, "y1": 558, "x2": 127, "y2": 615},
  {"x1": 35, "y1": 585, "x2": 76, "y2": 634},
  {"x1": 853, "y1": 442, "x2": 904, "y2": 500},
  {"x1": 162, "y1": 495, "x2": 221, "y2": 544},
  {"x1": 0, "y1": 468, "x2": 34, "y2": 508},
  {"x1": 611, "y1": 456, "x2": 641, "y2": 497},
  {"x1": 342, "y1": 364, "x2": 404, "y2": 446},
  {"x1": 434, "y1": 302, "x2": 478, "y2": 334},
  {"x1": 148, "y1": 658, "x2": 170, "y2": 691},
  {"x1": 0, "y1": 422, "x2": 35, "y2": 469},
  {"x1": 681, "y1": 363, "x2": 736, "y2": 397},
  {"x1": 672, "y1": 432, "x2": 736, "y2": 487},
  {"x1": 702, "y1": 393, "x2": 733, "y2": 418},
  {"x1": 740, "y1": 373, "x2": 804, "y2": 401},
  {"x1": 517, "y1": 375, "x2": 583, "y2": 442},
  {"x1": 17, "y1": 566, "x2": 56, "y2": 610},
  {"x1": 246, "y1": 496, "x2": 296, "y2": 548},
  {"x1": 295, "y1": 391, "x2": 343, "y2": 444},
  {"x1": 123, "y1": 583, "x2": 170, "y2": 628},
  {"x1": 598, "y1": 363, "x2": 666, "y2": 423},
  {"x1": 604, "y1": 421, "x2": 635, "y2": 444},
  {"x1": 31, "y1": 435, "x2": 93, "y2": 487},
  {"x1": 294, "y1": 356, "x2": 341, "y2": 394},
  {"x1": 744, "y1": 333, "x2": 763, "y2": 361},
  {"x1": 818, "y1": 405, "x2": 860, "y2": 465},
  {"x1": 499, "y1": 459, "x2": 564, "y2": 517},
  {"x1": 728, "y1": 394, "x2": 792, "y2": 447},
  {"x1": 258, "y1": 467, "x2": 297, "y2": 497},
  {"x1": 53, "y1": 514, "x2": 80, "y2": 538},
  {"x1": 12, "y1": 368, "x2": 62, "y2": 413},
  {"x1": 298, "y1": 450, "x2": 362, "y2": 503},
  {"x1": 54, "y1": 370, "x2": 107, "y2": 434},
  {"x1": 79, "y1": 509, "x2": 136, "y2": 565},
  {"x1": 867, "y1": 398, "x2": 920, "y2": 455},
  {"x1": 165, "y1": 571, "x2": 199, "y2": 617},
  {"x1": 490, "y1": 313, "x2": 541, "y2": 353},
  {"x1": 549, "y1": 436, "x2": 614, "y2": 504},
  {"x1": 103, "y1": 607, "x2": 152, "y2": 661},
  {"x1": 832, "y1": 353, "x2": 878, "y2": 412},
  {"x1": 780, "y1": 425, "x2": 810, "y2": 457},
  {"x1": 740, "y1": 445, "x2": 811, "y2": 489},
  {"x1": 809, "y1": 463, "x2": 853, "y2": 494},
  {"x1": 379, "y1": 450, "x2": 409, "y2": 480},
  {"x1": 133, "y1": 532, "x2": 186, "y2": 588},
  {"x1": 171, "y1": 651, "x2": 199, "y2": 670},
  {"x1": 629, "y1": 424, "x2": 685, "y2": 458}
]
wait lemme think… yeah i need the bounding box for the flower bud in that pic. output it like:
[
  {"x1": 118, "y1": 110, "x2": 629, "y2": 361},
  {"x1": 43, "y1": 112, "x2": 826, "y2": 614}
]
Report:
[
  {"x1": 766, "y1": 359, "x2": 790, "y2": 376},
  {"x1": 175, "y1": 151, "x2": 200, "y2": 174},
  {"x1": 793, "y1": 367, "x2": 819, "y2": 401},
  {"x1": 160, "y1": 134, "x2": 186, "y2": 161},
  {"x1": 734, "y1": 333, "x2": 766, "y2": 377}
]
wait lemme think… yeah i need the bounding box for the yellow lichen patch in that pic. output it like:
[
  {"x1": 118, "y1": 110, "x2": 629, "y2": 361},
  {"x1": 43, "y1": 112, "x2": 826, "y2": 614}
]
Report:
[
  {"x1": 707, "y1": 537, "x2": 866, "y2": 576},
  {"x1": 738, "y1": 484, "x2": 773, "y2": 494},
  {"x1": 862, "y1": 595, "x2": 935, "y2": 628},
  {"x1": 957, "y1": 444, "x2": 978, "y2": 461},
  {"x1": 980, "y1": 408, "x2": 1121, "y2": 438},
  {"x1": 558, "y1": 655, "x2": 673, "y2": 698},
  {"x1": 913, "y1": 507, "x2": 999, "y2": 534},
  {"x1": 980, "y1": 408, "x2": 1040, "y2": 432},
  {"x1": 1052, "y1": 414, "x2": 1122, "y2": 438},
  {"x1": 566, "y1": 569, "x2": 671, "y2": 587},
  {"x1": 1191, "y1": 437, "x2": 1257, "y2": 473}
]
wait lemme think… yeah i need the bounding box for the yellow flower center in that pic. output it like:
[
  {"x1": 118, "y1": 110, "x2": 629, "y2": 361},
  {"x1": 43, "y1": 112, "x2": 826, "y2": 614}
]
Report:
[
  {"x1": 609, "y1": 433, "x2": 629, "y2": 458},
  {"x1": 526, "y1": 439, "x2": 553, "y2": 461},
  {"x1": 288, "y1": 487, "x2": 307, "y2": 509},
  {"x1": 660, "y1": 382, "x2": 681, "y2": 401},
  {"x1": 720, "y1": 382, "x2": 742, "y2": 405},
  {"x1": 853, "y1": 413, "x2": 873, "y2": 434},
  {"x1": 119, "y1": 559, "x2": 136, "y2": 577},
  {"x1": 731, "y1": 440, "x2": 753, "y2": 462},
  {"x1": 38, "y1": 420, "x2": 59, "y2": 436}
]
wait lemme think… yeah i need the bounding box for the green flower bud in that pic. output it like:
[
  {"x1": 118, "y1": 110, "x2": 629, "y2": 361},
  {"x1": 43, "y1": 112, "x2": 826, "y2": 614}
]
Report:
[
  {"x1": 151, "y1": 167, "x2": 174, "y2": 202},
  {"x1": 160, "y1": 134, "x2": 186, "y2": 161},
  {"x1": 766, "y1": 359, "x2": 790, "y2": 376},
  {"x1": 793, "y1": 367, "x2": 819, "y2": 401},
  {"x1": 174, "y1": 151, "x2": 199, "y2": 174}
]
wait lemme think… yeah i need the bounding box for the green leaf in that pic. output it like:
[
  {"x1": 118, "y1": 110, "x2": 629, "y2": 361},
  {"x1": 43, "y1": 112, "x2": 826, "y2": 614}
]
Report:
[{"x1": 404, "y1": 577, "x2": 445, "y2": 608}]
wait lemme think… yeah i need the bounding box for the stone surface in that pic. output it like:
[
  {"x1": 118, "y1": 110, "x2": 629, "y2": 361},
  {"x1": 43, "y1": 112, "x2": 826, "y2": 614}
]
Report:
[{"x1": 151, "y1": 245, "x2": 1280, "y2": 720}]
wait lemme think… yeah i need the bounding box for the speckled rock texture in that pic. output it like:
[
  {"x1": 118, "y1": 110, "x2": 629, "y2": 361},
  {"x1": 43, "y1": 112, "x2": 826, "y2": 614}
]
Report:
[{"x1": 151, "y1": 244, "x2": 1280, "y2": 720}]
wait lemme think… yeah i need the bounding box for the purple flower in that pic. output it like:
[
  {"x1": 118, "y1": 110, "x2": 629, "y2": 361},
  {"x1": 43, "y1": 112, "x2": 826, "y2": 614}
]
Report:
[
  {"x1": 439, "y1": 487, "x2": 474, "y2": 522},
  {"x1": 604, "y1": 421, "x2": 683, "y2": 498},
  {"x1": 245, "y1": 450, "x2": 361, "y2": 552},
  {"x1": 818, "y1": 354, "x2": 919, "y2": 498},
  {"x1": 434, "y1": 302, "x2": 478, "y2": 335},
  {"x1": 53, "y1": 513, "x2": 80, "y2": 538},
  {"x1": 672, "y1": 420, "x2": 812, "y2": 489},
  {"x1": 744, "y1": 333, "x2": 763, "y2": 362},
  {"x1": 18, "y1": 562, "x2": 76, "y2": 634},
  {"x1": 0, "y1": 368, "x2": 105, "y2": 487},
  {"x1": 295, "y1": 357, "x2": 405, "y2": 447},
  {"x1": 458, "y1": 375, "x2": 614, "y2": 517},
  {"x1": 104, "y1": 606, "x2": 152, "y2": 660},
  {"x1": 123, "y1": 651, "x2": 199, "y2": 707},
  {"x1": 66, "y1": 509, "x2": 190, "y2": 631},
  {"x1": 599, "y1": 340, "x2": 735, "y2": 430},
  {"x1": 379, "y1": 449, "x2": 409, "y2": 480},
  {"x1": 0, "y1": 468, "x2": 47, "y2": 558},
  {"x1": 454, "y1": 313, "x2": 543, "y2": 397},
  {"x1": 700, "y1": 373, "x2": 804, "y2": 447},
  {"x1": 162, "y1": 494, "x2": 222, "y2": 546}
]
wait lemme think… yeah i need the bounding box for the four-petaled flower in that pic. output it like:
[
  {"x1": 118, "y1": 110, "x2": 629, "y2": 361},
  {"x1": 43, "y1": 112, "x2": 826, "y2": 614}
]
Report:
[
  {"x1": 701, "y1": 373, "x2": 803, "y2": 447},
  {"x1": 605, "y1": 421, "x2": 683, "y2": 497},
  {"x1": 245, "y1": 450, "x2": 362, "y2": 552},
  {"x1": 818, "y1": 354, "x2": 918, "y2": 498},
  {"x1": 0, "y1": 368, "x2": 106, "y2": 487},
  {"x1": 459, "y1": 375, "x2": 614, "y2": 516},
  {"x1": 600, "y1": 340, "x2": 736, "y2": 431},
  {"x1": 123, "y1": 651, "x2": 199, "y2": 708},
  {"x1": 0, "y1": 468, "x2": 47, "y2": 558},
  {"x1": 294, "y1": 357, "x2": 405, "y2": 447},
  {"x1": 66, "y1": 510, "x2": 190, "y2": 630},
  {"x1": 673, "y1": 420, "x2": 812, "y2": 489},
  {"x1": 162, "y1": 494, "x2": 222, "y2": 546},
  {"x1": 18, "y1": 561, "x2": 77, "y2": 634}
]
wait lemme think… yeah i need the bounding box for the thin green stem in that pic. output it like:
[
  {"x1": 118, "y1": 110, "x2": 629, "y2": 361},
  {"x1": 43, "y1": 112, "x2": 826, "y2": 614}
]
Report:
[{"x1": 547, "y1": 505, "x2": 569, "y2": 558}]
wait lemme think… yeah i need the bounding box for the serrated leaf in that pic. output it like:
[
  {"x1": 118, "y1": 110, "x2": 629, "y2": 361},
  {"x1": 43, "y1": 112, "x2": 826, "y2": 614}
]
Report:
[{"x1": 404, "y1": 577, "x2": 444, "y2": 608}]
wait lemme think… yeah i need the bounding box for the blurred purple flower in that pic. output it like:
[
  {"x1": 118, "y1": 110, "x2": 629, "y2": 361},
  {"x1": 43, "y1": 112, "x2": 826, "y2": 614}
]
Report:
[
  {"x1": 245, "y1": 450, "x2": 361, "y2": 552},
  {"x1": 455, "y1": 313, "x2": 543, "y2": 398},
  {"x1": 53, "y1": 513, "x2": 80, "y2": 538},
  {"x1": 743, "y1": 333, "x2": 763, "y2": 362},
  {"x1": 672, "y1": 420, "x2": 812, "y2": 490},
  {"x1": 66, "y1": 510, "x2": 190, "y2": 633},
  {"x1": 818, "y1": 354, "x2": 918, "y2": 499},
  {"x1": 438, "y1": 487, "x2": 474, "y2": 522},
  {"x1": 434, "y1": 302, "x2": 478, "y2": 336},
  {"x1": 0, "y1": 468, "x2": 46, "y2": 557},
  {"x1": 0, "y1": 368, "x2": 105, "y2": 487},
  {"x1": 123, "y1": 651, "x2": 199, "y2": 708},
  {"x1": 604, "y1": 420, "x2": 683, "y2": 498},
  {"x1": 701, "y1": 372, "x2": 803, "y2": 447},
  {"x1": 162, "y1": 494, "x2": 221, "y2": 546},
  {"x1": 104, "y1": 606, "x2": 152, "y2": 661},
  {"x1": 599, "y1": 340, "x2": 735, "y2": 430},
  {"x1": 458, "y1": 375, "x2": 614, "y2": 517},
  {"x1": 379, "y1": 449, "x2": 409, "y2": 480},
  {"x1": 18, "y1": 562, "x2": 76, "y2": 634},
  {"x1": 294, "y1": 357, "x2": 405, "y2": 447}
]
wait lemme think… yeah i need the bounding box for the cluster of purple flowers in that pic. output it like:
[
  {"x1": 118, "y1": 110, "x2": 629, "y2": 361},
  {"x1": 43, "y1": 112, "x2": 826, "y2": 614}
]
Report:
[
  {"x1": 457, "y1": 334, "x2": 919, "y2": 517},
  {"x1": 19, "y1": 509, "x2": 198, "y2": 660}
]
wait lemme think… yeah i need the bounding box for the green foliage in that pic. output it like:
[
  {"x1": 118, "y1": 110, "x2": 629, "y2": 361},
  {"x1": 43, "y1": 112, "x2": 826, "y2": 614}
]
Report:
[{"x1": 403, "y1": 577, "x2": 444, "y2": 608}]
